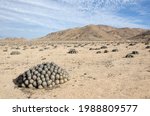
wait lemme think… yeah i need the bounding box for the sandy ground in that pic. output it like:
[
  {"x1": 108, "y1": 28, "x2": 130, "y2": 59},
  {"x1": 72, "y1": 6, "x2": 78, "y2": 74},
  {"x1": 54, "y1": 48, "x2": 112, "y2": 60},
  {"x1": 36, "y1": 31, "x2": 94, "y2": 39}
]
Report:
[{"x1": 0, "y1": 41, "x2": 150, "y2": 99}]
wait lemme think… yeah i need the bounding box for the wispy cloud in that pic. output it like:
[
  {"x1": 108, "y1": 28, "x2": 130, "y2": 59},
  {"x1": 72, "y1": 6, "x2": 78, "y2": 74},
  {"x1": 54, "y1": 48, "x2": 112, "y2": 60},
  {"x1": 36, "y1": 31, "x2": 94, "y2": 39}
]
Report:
[{"x1": 0, "y1": 0, "x2": 149, "y2": 38}]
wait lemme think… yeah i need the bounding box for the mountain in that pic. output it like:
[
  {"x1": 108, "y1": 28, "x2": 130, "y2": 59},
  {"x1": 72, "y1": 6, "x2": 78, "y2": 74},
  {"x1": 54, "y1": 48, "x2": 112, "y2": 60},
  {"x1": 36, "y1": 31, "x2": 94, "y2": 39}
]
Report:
[
  {"x1": 0, "y1": 37, "x2": 28, "y2": 44},
  {"x1": 39, "y1": 24, "x2": 147, "y2": 41},
  {"x1": 129, "y1": 30, "x2": 150, "y2": 42},
  {"x1": 108, "y1": 28, "x2": 146, "y2": 39}
]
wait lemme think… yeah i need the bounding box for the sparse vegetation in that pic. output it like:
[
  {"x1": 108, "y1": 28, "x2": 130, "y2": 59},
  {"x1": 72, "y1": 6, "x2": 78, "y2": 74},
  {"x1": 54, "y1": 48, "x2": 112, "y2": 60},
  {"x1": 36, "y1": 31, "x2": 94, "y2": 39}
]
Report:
[
  {"x1": 145, "y1": 46, "x2": 150, "y2": 49},
  {"x1": 89, "y1": 48, "x2": 101, "y2": 50},
  {"x1": 16, "y1": 47, "x2": 20, "y2": 50},
  {"x1": 44, "y1": 47, "x2": 49, "y2": 50},
  {"x1": 39, "y1": 49, "x2": 44, "y2": 51},
  {"x1": 31, "y1": 46, "x2": 35, "y2": 49},
  {"x1": 10, "y1": 51, "x2": 21, "y2": 55},
  {"x1": 0, "y1": 25, "x2": 150, "y2": 99},
  {"x1": 101, "y1": 46, "x2": 107, "y2": 49},
  {"x1": 41, "y1": 58, "x2": 46, "y2": 60},
  {"x1": 129, "y1": 43, "x2": 136, "y2": 46},
  {"x1": 96, "y1": 51, "x2": 101, "y2": 54},
  {"x1": 125, "y1": 53, "x2": 134, "y2": 58},
  {"x1": 131, "y1": 51, "x2": 139, "y2": 55},
  {"x1": 124, "y1": 50, "x2": 139, "y2": 58},
  {"x1": 68, "y1": 49, "x2": 78, "y2": 54},
  {"x1": 145, "y1": 42, "x2": 149, "y2": 45},
  {"x1": 3, "y1": 49, "x2": 8, "y2": 52},
  {"x1": 112, "y1": 49, "x2": 118, "y2": 52},
  {"x1": 104, "y1": 50, "x2": 108, "y2": 53}
]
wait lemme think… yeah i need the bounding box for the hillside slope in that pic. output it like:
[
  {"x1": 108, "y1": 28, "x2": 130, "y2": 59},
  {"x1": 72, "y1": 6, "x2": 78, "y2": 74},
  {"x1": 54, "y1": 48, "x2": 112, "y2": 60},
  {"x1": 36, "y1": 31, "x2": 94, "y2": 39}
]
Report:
[{"x1": 39, "y1": 24, "x2": 147, "y2": 41}]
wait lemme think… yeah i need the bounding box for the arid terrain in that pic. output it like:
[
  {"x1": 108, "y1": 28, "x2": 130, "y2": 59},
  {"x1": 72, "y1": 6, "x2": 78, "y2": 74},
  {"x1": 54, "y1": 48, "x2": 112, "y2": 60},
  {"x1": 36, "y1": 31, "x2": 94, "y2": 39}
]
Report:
[{"x1": 0, "y1": 25, "x2": 150, "y2": 99}]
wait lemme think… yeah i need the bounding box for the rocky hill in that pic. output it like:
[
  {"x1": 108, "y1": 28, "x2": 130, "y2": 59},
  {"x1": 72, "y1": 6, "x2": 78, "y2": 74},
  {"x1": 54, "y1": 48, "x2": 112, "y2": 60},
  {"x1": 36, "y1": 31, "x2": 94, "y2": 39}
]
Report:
[
  {"x1": 129, "y1": 30, "x2": 150, "y2": 42},
  {"x1": 39, "y1": 24, "x2": 147, "y2": 41}
]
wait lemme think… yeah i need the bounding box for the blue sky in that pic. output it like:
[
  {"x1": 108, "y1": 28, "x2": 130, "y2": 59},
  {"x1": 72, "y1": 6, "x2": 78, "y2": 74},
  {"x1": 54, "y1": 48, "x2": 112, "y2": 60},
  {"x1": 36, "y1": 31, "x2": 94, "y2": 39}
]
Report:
[{"x1": 0, "y1": 0, "x2": 150, "y2": 38}]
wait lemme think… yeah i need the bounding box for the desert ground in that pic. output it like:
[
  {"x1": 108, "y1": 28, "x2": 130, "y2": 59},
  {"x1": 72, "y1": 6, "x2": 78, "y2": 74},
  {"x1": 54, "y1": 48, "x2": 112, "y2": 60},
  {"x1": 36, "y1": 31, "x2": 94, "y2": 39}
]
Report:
[{"x1": 0, "y1": 41, "x2": 150, "y2": 99}]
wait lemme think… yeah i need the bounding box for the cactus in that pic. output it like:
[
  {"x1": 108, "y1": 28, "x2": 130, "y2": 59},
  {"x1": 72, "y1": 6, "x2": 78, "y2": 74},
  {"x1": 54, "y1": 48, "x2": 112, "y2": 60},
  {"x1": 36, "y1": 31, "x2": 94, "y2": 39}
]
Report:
[{"x1": 14, "y1": 62, "x2": 70, "y2": 89}]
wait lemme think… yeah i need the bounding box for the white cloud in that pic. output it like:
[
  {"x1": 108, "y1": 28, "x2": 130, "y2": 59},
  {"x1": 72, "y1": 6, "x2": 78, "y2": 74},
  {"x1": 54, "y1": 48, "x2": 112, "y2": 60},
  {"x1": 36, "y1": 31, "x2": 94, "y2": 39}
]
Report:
[{"x1": 0, "y1": 0, "x2": 149, "y2": 38}]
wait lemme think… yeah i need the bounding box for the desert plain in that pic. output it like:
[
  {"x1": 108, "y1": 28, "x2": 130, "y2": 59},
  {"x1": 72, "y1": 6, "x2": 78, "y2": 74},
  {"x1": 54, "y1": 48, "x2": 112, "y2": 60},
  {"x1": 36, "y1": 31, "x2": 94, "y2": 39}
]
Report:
[{"x1": 0, "y1": 40, "x2": 150, "y2": 99}]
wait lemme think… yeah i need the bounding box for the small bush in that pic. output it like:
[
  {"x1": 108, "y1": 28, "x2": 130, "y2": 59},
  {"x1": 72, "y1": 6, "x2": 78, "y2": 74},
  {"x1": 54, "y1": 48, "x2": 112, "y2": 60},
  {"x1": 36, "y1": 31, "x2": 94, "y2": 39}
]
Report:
[
  {"x1": 131, "y1": 51, "x2": 139, "y2": 55},
  {"x1": 39, "y1": 49, "x2": 44, "y2": 51},
  {"x1": 10, "y1": 51, "x2": 21, "y2": 55},
  {"x1": 145, "y1": 46, "x2": 150, "y2": 49},
  {"x1": 112, "y1": 49, "x2": 118, "y2": 52},
  {"x1": 68, "y1": 49, "x2": 78, "y2": 54},
  {"x1": 125, "y1": 53, "x2": 134, "y2": 58},
  {"x1": 104, "y1": 50, "x2": 109, "y2": 53},
  {"x1": 101, "y1": 46, "x2": 107, "y2": 49},
  {"x1": 3, "y1": 49, "x2": 8, "y2": 52},
  {"x1": 96, "y1": 51, "x2": 101, "y2": 54}
]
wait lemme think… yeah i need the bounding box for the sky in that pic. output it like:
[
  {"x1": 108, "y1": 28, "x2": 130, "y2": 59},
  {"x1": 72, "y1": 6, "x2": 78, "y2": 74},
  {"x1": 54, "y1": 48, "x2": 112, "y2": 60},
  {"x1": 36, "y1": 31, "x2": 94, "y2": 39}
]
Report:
[{"x1": 0, "y1": 0, "x2": 150, "y2": 39}]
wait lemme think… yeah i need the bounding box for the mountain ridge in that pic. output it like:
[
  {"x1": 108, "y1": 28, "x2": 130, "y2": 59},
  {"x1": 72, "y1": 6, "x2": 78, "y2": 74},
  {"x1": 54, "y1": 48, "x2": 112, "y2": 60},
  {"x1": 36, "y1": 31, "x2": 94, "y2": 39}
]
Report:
[
  {"x1": 39, "y1": 24, "x2": 148, "y2": 41},
  {"x1": 0, "y1": 24, "x2": 149, "y2": 42}
]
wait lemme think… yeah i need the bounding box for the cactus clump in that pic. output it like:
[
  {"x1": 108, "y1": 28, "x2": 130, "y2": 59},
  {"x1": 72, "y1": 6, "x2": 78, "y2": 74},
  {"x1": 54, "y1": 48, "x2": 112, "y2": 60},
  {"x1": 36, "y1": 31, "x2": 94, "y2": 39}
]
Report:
[{"x1": 14, "y1": 62, "x2": 70, "y2": 89}]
